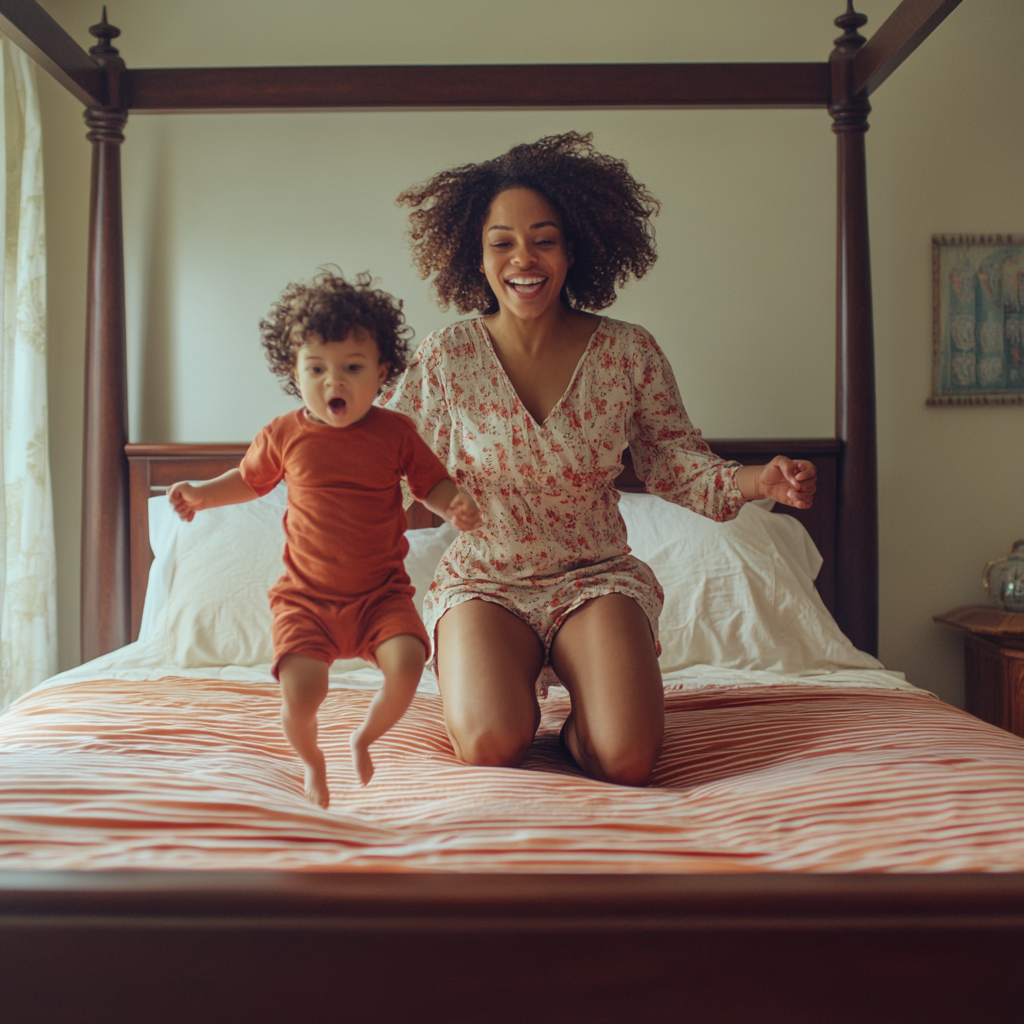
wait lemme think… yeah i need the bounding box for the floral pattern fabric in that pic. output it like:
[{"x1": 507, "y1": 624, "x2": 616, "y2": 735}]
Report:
[{"x1": 379, "y1": 316, "x2": 744, "y2": 679}]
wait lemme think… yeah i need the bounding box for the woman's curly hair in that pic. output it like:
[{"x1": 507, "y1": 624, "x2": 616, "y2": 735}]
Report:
[
  {"x1": 259, "y1": 269, "x2": 414, "y2": 398},
  {"x1": 397, "y1": 131, "x2": 660, "y2": 315}
]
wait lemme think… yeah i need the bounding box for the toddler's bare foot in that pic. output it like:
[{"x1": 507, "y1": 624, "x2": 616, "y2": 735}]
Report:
[
  {"x1": 303, "y1": 749, "x2": 329, "y2": 808},
  {"x1": 350, "y1": 733, "x2": 375, "y2": 786}
]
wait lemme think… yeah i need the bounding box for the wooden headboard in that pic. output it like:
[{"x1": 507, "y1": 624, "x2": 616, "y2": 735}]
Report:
[{"x1": 126, "y1": 438, "x2": 839, "y2": 643}]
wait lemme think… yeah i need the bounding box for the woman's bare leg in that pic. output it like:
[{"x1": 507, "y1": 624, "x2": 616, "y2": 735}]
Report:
[
  {"x1": 550, "y1": 593, "x2": 664, "y2": 786},
  {"x1": 278, "y1": 654, "x2": 330, "y2": 807},
  {"x1": 436, "y1": 600, "x2": 544, "y2": 767},
  {"x1": 350, "y1": 634, "x2": 426, "y2": 786}
]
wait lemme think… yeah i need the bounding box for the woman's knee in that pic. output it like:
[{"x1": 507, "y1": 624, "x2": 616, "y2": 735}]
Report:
[
  {"x1": 575, "y1": 726, "x2": 661, "y2": 786},
  {"x1": 447, "y1": 715, "x2": 537, "y2": 768},
  {"x1": 597, "y1": 745, "x2": 659, "y2": 786}
]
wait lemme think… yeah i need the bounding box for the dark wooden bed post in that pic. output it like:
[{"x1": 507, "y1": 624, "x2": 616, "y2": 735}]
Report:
[
  {"x1": 81, "y1": 9, "x2": 130, "y2": 661},
  {"x1": 829, "y1": 3, "x2": 878, "y2": 657}
]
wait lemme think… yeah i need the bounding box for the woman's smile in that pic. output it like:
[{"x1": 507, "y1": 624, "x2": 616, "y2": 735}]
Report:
[{"x1": 505, "y1": 274, "x2": 548, "y2": 298}]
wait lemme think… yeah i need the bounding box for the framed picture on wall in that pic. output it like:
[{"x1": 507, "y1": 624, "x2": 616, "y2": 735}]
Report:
[{"x1": 930, "y1": 234, "x2": 1024, "y2": 406}]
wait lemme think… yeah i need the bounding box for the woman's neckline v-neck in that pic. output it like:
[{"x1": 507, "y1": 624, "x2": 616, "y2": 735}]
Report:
[{"x1": 474, "y1": 316, "x2": 605, "y2": 429}]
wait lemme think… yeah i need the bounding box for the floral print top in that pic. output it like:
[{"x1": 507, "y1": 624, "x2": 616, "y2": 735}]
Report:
[{"x1": 379, "y1": 316, "x2": 744, "y2": 592}]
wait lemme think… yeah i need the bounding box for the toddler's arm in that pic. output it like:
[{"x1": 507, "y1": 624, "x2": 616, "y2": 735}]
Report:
[
  {"x1": 167, "y1": 469, "x2": 259, "y2": 522},
  {"x1": 735, "y1": 457, "x2": 817, "y2": 510},
  {"x1": 422, "y1": 478, "x2": 482, "y2": 532}
]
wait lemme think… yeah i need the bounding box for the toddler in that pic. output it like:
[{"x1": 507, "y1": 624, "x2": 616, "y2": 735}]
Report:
[{"x1": 169, "y1": 271, "x2": 480, "y2": 807}]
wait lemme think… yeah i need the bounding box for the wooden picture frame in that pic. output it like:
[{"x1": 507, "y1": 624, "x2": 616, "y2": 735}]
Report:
[{"x1": 930, "y1": 234, "x2": 1024, "y2": 406}]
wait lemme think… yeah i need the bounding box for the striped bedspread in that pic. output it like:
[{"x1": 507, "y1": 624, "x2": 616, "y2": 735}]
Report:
[{"x1": 2, "y1": 676, "x2": 1024, "y2": 871}]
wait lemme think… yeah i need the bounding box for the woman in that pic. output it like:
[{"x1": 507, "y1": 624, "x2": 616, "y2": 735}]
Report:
[{"x1": 381, "y1": 131, "x2": 816, "y2": 785}]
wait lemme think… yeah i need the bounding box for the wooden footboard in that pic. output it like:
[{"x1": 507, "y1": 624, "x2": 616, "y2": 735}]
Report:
[
  {"x1": 2, "y1": 871, "x2": 1022, "y2": 1023},
  {"x1": 126, "y1": 438, "x2": 840, "y2": 643}
]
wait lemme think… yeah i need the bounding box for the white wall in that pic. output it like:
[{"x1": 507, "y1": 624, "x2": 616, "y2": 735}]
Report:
[
  {"x1": 35, "y1": 1, "x2": 1024, "y2": 707},
  {"x1": 866, "y1": 2, "x2": 1024, "y2": 707},
  {"x1": 115, "y1": 107, "x2": 837, "y2": 444}
]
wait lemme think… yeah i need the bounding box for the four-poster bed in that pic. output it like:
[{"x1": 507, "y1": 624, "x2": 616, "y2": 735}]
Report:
[{"x1": 4, "y1": 1, "x2": 1024, "y2": 1021}]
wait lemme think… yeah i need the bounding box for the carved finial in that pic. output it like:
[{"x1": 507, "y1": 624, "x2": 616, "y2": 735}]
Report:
[
  {"x1": 834, "y1": 2, "x2": 868, "y2": 48},
  {"x1": 89, "y1": 7, "x2": 121, "y2": 57}
]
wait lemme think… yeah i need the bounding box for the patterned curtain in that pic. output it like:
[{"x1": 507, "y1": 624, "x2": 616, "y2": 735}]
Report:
[{"x1": 0, "y1": 36, "x2": 56, "y2": 709}]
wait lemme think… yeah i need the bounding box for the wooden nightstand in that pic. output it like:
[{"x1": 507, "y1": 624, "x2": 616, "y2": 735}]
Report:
[{"x1": 934, "y1": 605, "x2": 1024, "y2": 737}]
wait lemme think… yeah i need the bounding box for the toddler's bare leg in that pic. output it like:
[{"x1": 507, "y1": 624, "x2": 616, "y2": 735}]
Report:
[
  {"x1": 278, "y1": 654, "x2": 330, "y2": 807},
  {"x1": 350, "y1": 634, "x2": 426, "y2": 785}
]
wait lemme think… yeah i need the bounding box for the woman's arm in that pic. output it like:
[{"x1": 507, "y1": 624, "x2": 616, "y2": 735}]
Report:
[
  {"x1": 378, "y1": 336, "x2": 452, "y2": 460},
  {"x1": 626, "y1": 328, "x2": 817, "y2": 515},
  {"x1": 167, "y1": 469, "x2": 258, "y2": 522},
  {"x1": 377, "y1": 336, "x2": 454, "y2": 510},
  {"x1": 626, "y1": 330, "x2": 746, "y2": 522}
]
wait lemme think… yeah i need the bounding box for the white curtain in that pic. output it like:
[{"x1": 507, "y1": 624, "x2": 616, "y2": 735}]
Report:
[{"x1": 0, "y1": 36, "x2": 56, "y2": 709}]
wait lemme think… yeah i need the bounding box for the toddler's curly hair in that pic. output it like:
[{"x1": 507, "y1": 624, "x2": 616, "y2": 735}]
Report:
[
  {"x1": 397, "y1": 131, "x2": 660, "y2": 315},
  {"x1": 260, "y1": 269, "x2": 414, "y2": 398}
]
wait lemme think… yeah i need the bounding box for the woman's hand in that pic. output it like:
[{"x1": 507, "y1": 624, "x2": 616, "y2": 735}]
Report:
[
  {"x1": 446, "y1": 490, "x2": 483, "y2": 532},
  {"x1": 737, "y1": 456, "x2": 817, "y2": 509}
]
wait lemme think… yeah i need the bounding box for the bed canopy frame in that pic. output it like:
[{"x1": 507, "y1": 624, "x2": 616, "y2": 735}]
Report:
[
  {"x1": 7, "y1": 4, "x2": 1024, "y2": 1024},
  {"x1": 2, "y1": 0, "x2": 954, "y2": 662}
]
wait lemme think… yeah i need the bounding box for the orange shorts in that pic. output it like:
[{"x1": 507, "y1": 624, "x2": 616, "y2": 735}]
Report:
[{"x1": 270, "y1": 587, "x2": 430, "y2": 679}]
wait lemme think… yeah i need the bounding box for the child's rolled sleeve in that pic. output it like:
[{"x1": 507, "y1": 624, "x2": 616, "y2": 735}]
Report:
[{"x1": 238, "y1": 426, "x2": 285, "y2": 497}]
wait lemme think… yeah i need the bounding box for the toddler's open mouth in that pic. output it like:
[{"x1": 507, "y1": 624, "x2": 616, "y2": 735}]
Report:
[{"x1": 328, "y1": 397, "x2": 347, "y2": 414}]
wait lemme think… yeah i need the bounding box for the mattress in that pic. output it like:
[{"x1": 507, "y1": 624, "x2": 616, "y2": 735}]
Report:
[{"x1": 4, "y1": 666, "x2": 1023, "y2": 872}]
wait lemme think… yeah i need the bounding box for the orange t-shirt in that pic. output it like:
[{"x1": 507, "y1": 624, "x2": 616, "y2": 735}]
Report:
[{"x1": 240, "y1": 407, "x2": 451, "y2": 603}]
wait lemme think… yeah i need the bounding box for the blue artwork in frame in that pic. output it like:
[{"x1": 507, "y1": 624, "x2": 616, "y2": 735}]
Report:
[{"x1": 930, "y1": 234, "x2": 1024, "y2": 406}]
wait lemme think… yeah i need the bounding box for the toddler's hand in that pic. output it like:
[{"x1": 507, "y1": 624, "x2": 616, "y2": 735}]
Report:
[
  {"x1": 446, "y1": 490, "x2": 482, "y2": 531},
  {"x1": 755, "y1": 456, "x2": 817, "y2": 509},
  {"x1": 167, "y1": 481, "x2": 205, "y2": 522}
]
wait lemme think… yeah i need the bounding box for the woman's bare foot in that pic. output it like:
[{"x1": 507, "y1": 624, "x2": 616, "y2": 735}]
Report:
[
  {"x1": 303, "y1": 748, "x2": 330, "y2": 807},
  {"x1": 350, "y1": 733, "x2": 375, "y2": 786}
]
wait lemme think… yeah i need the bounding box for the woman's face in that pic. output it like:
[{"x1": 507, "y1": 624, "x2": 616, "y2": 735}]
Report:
[{"x1": 481, "y1": 188, "x2": 570, "y2": 321}]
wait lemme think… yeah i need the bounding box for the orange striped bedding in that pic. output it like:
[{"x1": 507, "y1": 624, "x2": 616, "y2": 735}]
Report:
[{"x1": 2, "y1": 675, "x2": 1024, "y2": 872}]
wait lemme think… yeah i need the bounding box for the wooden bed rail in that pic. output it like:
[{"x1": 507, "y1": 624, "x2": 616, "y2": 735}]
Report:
[
  {"x1": 0, "y1": 0, "x2": 102, "y2": 105},
  {"x1": 123, "y1": 63, "x2": 832, "y2": 112},
  {"x1": 852, "y1": 0, "x2": 964, "y2": 97},
  {"x1": 0, "y1": 0, "x2": 964, "y2": 112}
]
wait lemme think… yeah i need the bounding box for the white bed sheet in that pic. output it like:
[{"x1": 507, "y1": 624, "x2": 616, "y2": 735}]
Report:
[{"x1": 28, "y1": 635, "x2": 923, "y2": 703}]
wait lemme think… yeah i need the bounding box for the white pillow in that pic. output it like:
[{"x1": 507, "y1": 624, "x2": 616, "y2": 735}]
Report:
[
  {"x1": 137, "y1": 493, "x2": 185, "y2": 643},
  {"x1": 139, "y1": 486, "x2": 456, "y2": 668},
  {"x1": 140, "y1": 484, "x2": 875, "y2": 675},
  {"x1": 617, "y1": 492, "x2": 880, "y2": 674}
]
